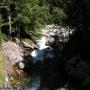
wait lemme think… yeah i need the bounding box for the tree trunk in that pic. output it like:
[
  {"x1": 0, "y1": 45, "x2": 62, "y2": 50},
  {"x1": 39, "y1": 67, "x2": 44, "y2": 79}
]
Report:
[
  {"x1": 8, "y1": 16, "x2": 11, "y2": 35},
  {"x1": 17, "y1": 22, "x2": 21, "y2": 43},
  {"x1": 8, "y1": 9, "x2": 12, "y2": 40},
  {"x1": 7, "y1": 1, "x2": 12, "y2": 40}
]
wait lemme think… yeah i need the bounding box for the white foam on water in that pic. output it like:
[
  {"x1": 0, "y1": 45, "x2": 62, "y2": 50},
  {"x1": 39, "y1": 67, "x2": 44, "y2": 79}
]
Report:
[
  {"x1": 31, "y1": 50, "x2": 37, "y2": 57},
  {"x1": 38, "y1": 36, "x2": 47, "y2": 50},
  {"x1": 31, "y1": 36, "x2": 47, "y2": 57}
]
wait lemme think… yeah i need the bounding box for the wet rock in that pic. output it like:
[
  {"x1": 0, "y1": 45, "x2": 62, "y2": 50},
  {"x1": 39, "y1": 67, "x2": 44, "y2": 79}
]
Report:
[
  {"x1": 46, "y1": 36, "x2": 55, "y2": 45},
  {"x1": 42, "y1": 24, "x2": 74, "y2": 37},
  {"x1": 2, "y1": 41, "x2": 24, "y2": 65}
]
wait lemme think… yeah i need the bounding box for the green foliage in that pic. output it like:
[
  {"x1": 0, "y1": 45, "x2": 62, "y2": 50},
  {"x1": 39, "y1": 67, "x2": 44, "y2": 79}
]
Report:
[
  {"x1": 0, "y1": 17, "x2": 5, "y2": 43},
  {"x1": 51, "y1": 7, "x2": 67, "y2": 24},
  {"x1": 0, "y1": 16, "x2": 3, "y2": 25},
  {"x1": 19, "y1": 0, "x2": 50, "y2": 37},
  {"x1": 0, "y1": 0, "x2": 67, "y2": 39},
  {"x1": 0, "y1": 31, "x2": 4, "y2": 43},
  {"x1": 0, "y1": 49, "x2": 5, "y2": 86}
]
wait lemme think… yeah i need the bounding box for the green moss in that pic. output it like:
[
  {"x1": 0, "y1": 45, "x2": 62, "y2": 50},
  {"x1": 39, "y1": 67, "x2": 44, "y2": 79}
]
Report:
[
  {"x1": 0, "y1": 48, "x2": 5, "y2": 86},
  {"x1": 0, "y1": 31, "x2": 6, "y2": 44},
  {"x1": 24, "y1": 39, "x2": 34, "y2": 44}
]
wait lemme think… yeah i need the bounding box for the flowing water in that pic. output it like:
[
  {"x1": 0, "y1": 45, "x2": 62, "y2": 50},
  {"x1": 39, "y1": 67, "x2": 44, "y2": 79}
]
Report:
[{"x1": 31, "y1": 36, "x2": 55, "y2": 64}]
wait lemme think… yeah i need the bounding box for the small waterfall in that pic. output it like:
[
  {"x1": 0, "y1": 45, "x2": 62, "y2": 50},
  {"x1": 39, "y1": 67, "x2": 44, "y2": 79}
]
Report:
[
  {"x1": 38, "y1": 36, "x2": 47, "y2": 50},
  {"x1": 31, "y1": 36, "x2": 47, "y2": 58},
  {"x1": 29, "y1": 36, "x2": 55, "y2": 89},
  {"x1": 31, "y1": 36, "x2": 54, "y2": 64}
]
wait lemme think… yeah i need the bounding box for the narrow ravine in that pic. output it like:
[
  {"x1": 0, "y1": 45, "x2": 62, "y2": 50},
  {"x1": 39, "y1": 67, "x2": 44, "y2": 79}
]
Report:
[{"x1": 2, "y1": 25, "x2": 72, "y2": 90}]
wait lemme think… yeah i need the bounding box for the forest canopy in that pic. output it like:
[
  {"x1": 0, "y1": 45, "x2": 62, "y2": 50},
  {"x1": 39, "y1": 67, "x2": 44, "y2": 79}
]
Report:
[{"x1": 0, "y1": 0, "x2": 67, "y2": 40}]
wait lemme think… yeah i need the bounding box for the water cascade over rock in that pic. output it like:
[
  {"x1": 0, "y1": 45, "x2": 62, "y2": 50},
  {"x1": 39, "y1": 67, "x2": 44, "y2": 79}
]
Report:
[
  {"x1": 31, "y1": 36, "x2": 55, "y2": 64},
  {"x1": 30, "y1": 24, "x2": 74, "y2": 64}
]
